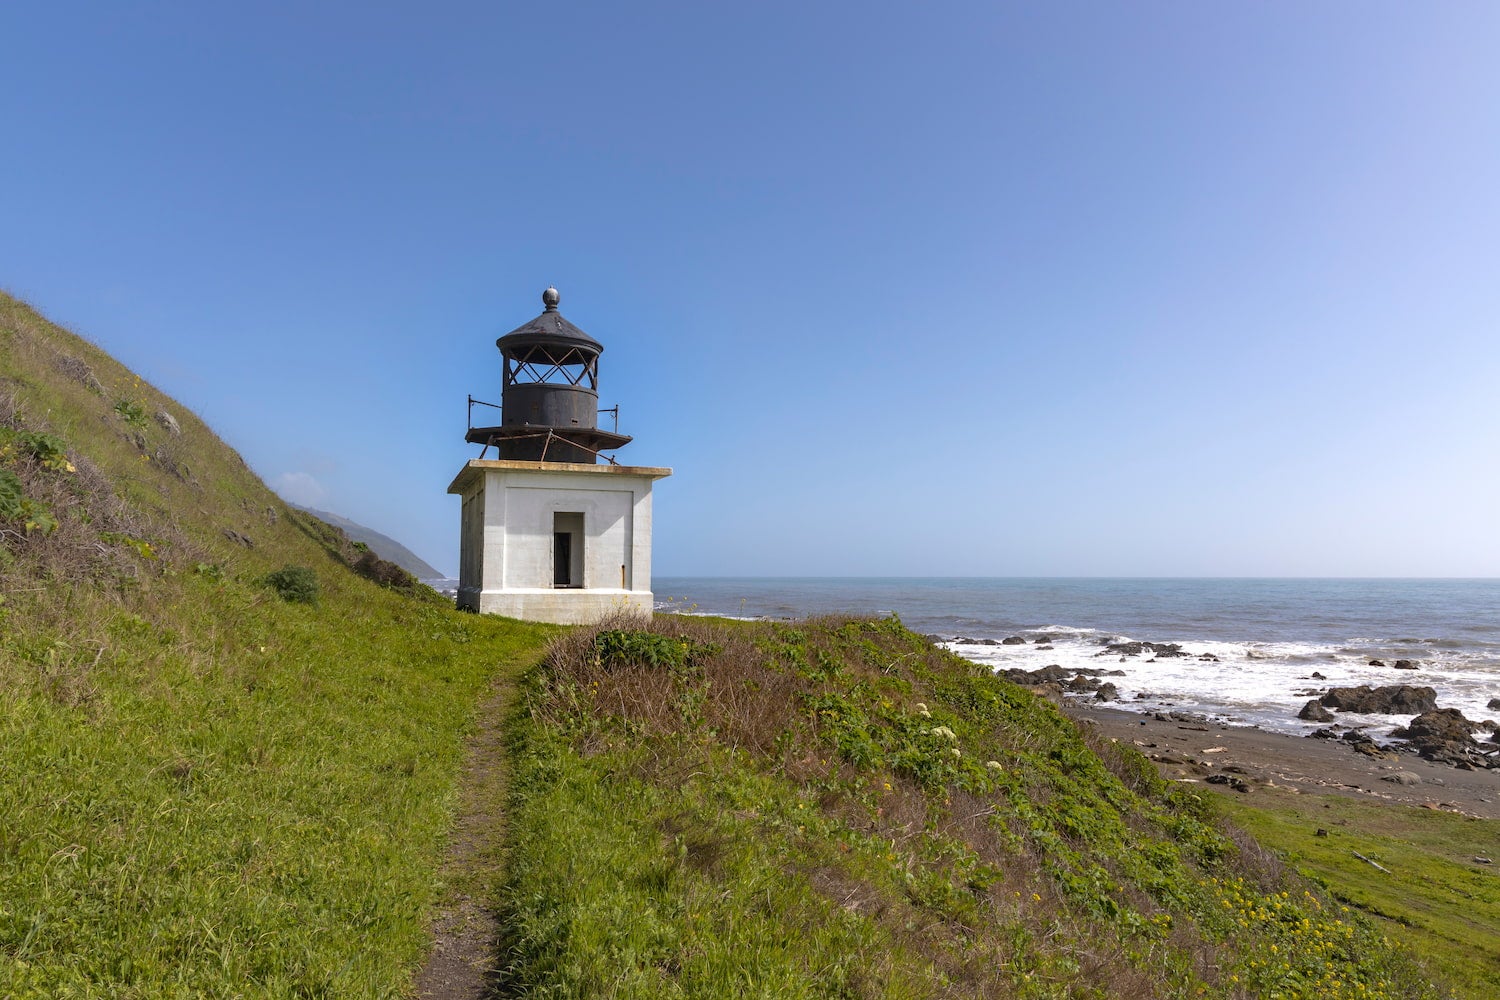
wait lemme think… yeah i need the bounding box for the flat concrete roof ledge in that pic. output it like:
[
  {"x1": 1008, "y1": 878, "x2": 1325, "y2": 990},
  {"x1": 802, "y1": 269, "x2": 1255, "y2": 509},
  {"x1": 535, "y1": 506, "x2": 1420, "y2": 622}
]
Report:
[{"x1": 447, "y1": 458, "x2": 673, "y2": 494}]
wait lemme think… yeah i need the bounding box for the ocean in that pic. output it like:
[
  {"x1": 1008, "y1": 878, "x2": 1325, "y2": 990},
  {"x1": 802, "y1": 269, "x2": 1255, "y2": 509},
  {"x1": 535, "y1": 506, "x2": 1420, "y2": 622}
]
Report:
[{"x1": 653, "y1": 577, "x2": 1500, "y2": 740}]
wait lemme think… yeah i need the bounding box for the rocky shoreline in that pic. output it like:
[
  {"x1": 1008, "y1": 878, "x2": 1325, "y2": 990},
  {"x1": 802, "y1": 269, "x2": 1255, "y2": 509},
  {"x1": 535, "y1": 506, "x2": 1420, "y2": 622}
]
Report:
[
  {"x1": 940, "y1": 633, "x2": 1500, "y2": 778},
  {"x1": 1064, "y1": 702, "x2": 1500, "y2": 822}
]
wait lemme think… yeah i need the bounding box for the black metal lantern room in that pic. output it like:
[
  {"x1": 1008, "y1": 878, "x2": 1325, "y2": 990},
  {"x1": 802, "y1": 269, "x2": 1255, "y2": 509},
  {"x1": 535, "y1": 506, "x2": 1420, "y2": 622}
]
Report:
[{"x1": 465, "y1": 287, "x2": 632, "y2": 464}]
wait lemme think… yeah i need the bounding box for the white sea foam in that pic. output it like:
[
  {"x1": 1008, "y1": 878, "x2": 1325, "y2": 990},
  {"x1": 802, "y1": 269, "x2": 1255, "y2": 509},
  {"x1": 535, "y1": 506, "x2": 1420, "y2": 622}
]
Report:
[{"x1": 943, "y1": 631, "x2": 1500, "y2": 741}]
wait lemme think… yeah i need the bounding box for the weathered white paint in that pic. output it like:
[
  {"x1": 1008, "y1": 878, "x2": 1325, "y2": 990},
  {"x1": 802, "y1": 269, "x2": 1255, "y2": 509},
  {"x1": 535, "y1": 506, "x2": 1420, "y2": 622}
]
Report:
[{"x1": 447, "y1": 459, "x2": 671, "y2": 624}]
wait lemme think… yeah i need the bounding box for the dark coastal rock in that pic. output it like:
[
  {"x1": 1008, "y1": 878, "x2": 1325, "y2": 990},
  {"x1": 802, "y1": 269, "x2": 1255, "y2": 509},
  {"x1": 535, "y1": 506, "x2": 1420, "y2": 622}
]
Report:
[
  {"x1": 1311, "y1": 671, "x2": 1326, "y2": 680},
  {"x1": 1298, "y1": 699, "x2": 1335, "y2": 723},
  {"x1": 1206, "y1": 773, "x2": 1250, "y2": 792},
  {"x1": 1001, "y1": 636, "x2": 1028, "y2": 645},
  {"x1": 1391, "y1": 708, "x2": 1477, "y2": 745},
  {"x1": 1000, "y1": 665, "x2": 1108, "y2": 686},
  {"x1": 1001, "y1": 665, "x2": 1068, "y2": 684},
  {"x1": 1035, "y1": 645, "x2": 1054, "y2": 651},
  {"x1": 1093, "y1": 683, "x2": 1119, "y2": 702},
  {"x1": 1032, "y1": 636, "x2": 1051, "y2": 644},
  {"x1": 1106, "y1": 669, "x2": 1127, "y2": 676},
  {"x1": 1368, "y1": 659, "x2": 1386, "y2": 667},
  {"x1": 1097, "y1": 640, "x2": 1190, "y2": 658},
  {"x1": 1066, "y1": 675, "x2": 1101, "y2": 693},
  {"x1": 1319, "y1": 685, "x2": 1437, "y2": 715},
  {"x1": 1488, "y1": 698, "x2": 1500, "y2": 711},
  {"x1": 1034, "y1": 682, "x2": 1066, "y2": 702},
  {"x1": 1389, "y1": 709, "x2": 1498, "y2": 768},
  {"x1": 1156, "y1": 710, "x2": 1210, "y2": 725},
  {"x1": 1392, "y1": 659, "x2": 1418, "y2": 670},
  {"x1": 1308, "y1": 727, "x2": 1340, "y2": 740}
]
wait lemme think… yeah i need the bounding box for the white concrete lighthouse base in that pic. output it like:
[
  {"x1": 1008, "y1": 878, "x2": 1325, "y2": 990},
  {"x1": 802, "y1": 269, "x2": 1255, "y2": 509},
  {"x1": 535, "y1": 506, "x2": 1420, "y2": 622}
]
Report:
[
  {"x1": 448, "y1": 459, "x2": 671, "y2": 626},
  {"x1": 460, "y1": 587, "x2": 655, "y2": 625}
]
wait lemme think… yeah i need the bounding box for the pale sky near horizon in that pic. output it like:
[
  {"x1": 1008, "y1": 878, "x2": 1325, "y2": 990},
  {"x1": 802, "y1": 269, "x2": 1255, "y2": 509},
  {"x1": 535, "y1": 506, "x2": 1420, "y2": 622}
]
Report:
[{"x1": 3, "y1": 3, "x2": 1498, "y2": 578}]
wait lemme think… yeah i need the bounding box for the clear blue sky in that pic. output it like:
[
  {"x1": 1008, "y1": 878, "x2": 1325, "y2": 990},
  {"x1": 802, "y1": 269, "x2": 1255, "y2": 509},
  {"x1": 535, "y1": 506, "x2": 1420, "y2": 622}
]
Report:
[{"x1": 4, "y1": 3, "x2": 1498, "y2": 578}]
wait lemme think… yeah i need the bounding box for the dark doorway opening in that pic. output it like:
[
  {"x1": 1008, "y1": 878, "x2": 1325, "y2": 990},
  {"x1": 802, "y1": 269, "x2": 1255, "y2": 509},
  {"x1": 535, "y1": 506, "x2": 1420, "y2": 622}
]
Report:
[
  {"x1": 552, "y1": 511, "x2": 584, "y2": 588},
  {"x1": 553, "y1": 532, "x2": 571, "y2": 586}
]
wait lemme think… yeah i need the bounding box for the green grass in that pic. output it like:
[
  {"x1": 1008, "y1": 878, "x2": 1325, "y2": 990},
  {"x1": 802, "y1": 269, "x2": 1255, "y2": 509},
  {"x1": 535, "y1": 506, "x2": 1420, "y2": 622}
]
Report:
[
  {"x1": 1216, "y1": 789, "x2": 1500, "y2": 998},
  {"x1": 495, "y1": 616, "x2": 1453, "y2": 999},
  {"x1": 0, "y1": 571, "x2": 555, "y2": 998},
  {"x1": 0, "y1": 291, "x2": 559, "y2": 996}
]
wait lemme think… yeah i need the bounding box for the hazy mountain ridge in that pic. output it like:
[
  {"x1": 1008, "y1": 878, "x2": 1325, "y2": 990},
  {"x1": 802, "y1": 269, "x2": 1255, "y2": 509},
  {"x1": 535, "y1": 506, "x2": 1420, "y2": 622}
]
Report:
[{"x1": 291, "y1": 504, "x2": 444, "y2": 580}]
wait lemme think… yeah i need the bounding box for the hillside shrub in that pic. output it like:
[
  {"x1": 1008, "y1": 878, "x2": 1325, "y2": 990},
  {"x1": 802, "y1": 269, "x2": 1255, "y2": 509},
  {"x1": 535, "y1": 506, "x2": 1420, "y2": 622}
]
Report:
[
  {"x1": 593, "y1": 628, "x2": 719, "y2": 670},
  {"x1": 264, "y1": 565, "x2": 320, "y2": 604},
  {"x1": 354, "y1": 549, "x2": 416, "y2": 591}
]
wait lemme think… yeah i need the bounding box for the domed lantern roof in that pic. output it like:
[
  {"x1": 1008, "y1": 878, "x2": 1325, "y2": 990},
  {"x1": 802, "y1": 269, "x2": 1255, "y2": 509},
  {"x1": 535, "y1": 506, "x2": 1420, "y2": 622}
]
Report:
[{"x1": 495, "y1": 286, "x2": 604, "y2": 362}]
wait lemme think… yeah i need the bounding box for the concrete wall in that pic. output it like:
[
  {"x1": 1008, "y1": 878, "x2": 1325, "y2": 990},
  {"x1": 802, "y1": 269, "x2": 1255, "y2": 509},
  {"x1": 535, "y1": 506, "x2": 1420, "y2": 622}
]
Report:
[{"x1": 448, "y1": 459, "x2": 671, "y2": 625}]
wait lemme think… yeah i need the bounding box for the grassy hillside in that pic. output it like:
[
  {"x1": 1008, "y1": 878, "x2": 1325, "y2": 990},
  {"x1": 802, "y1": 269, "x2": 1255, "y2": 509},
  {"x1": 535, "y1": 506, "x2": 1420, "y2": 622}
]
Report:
[
  {"x1": 497, "y1": 615, "x2": 1454, "y2": 999},
  {"x1": 0, "y1": 292, "x2": 557, "y2": 997},
  {"x1": 0, "y1": 291, "x2": 1468, "y2": 998}
]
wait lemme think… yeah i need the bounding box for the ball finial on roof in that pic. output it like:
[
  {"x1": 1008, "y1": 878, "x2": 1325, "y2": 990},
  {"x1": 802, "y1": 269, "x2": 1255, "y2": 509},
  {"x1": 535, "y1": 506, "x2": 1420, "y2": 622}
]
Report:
[{"x1": 542, "y1": 286, "x2": 560, "y2": 311}]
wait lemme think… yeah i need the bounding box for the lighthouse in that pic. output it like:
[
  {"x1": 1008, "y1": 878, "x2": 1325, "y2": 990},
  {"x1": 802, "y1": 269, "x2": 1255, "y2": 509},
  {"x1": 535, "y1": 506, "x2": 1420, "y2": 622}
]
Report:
[{"x1": 448, "y1": 288, "x2": 670, "y2": 623}]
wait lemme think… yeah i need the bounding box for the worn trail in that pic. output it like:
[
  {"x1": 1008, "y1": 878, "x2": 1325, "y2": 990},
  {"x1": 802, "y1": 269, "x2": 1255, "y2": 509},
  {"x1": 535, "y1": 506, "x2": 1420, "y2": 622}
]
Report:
[{"x1": 414, "y1": 667, "x2": 524, "y2": 1000}]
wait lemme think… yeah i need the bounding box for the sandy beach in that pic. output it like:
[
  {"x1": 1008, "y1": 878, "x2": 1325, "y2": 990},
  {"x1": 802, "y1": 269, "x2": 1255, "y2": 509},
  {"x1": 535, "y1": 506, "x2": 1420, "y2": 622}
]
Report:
[{"x1": 1064, "y1": 701, "x2": 1500, "y2": 821}]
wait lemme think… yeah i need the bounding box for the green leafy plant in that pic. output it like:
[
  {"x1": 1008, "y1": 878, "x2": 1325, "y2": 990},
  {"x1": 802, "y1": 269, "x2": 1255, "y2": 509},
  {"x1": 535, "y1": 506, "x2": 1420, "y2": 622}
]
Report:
[
  {"x1": 264, "y1": 565, "x2": 320, "y2": 604},
  {"x1": 113, "y1": 398, "x2": 148, "y2": 428},
  {"x1": 0, "y1": 469, "x2": 57, "y2": 535},
  {"x1": 99, "y1": 531, "x2": 157, "y2": 560},
  {"x1": 593, "y1": 629, "x2": 720, "y2": 670},
  {"x1": 0, "y1": 429, "x2": 75, "y2": 472}
]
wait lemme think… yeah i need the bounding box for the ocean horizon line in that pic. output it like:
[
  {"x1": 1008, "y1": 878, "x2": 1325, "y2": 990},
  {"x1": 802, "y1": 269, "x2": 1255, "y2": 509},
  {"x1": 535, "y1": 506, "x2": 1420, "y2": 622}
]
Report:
[{"x1": 656, "y1": 574, "x2": 1500, "y2": 582}]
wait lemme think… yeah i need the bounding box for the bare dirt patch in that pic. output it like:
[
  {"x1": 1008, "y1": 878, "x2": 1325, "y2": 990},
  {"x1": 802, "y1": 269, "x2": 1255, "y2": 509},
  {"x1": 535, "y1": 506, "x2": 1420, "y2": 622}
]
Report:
[{"x1": 1065, "y1": 702, "x2": 1500, "y2": 819}]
